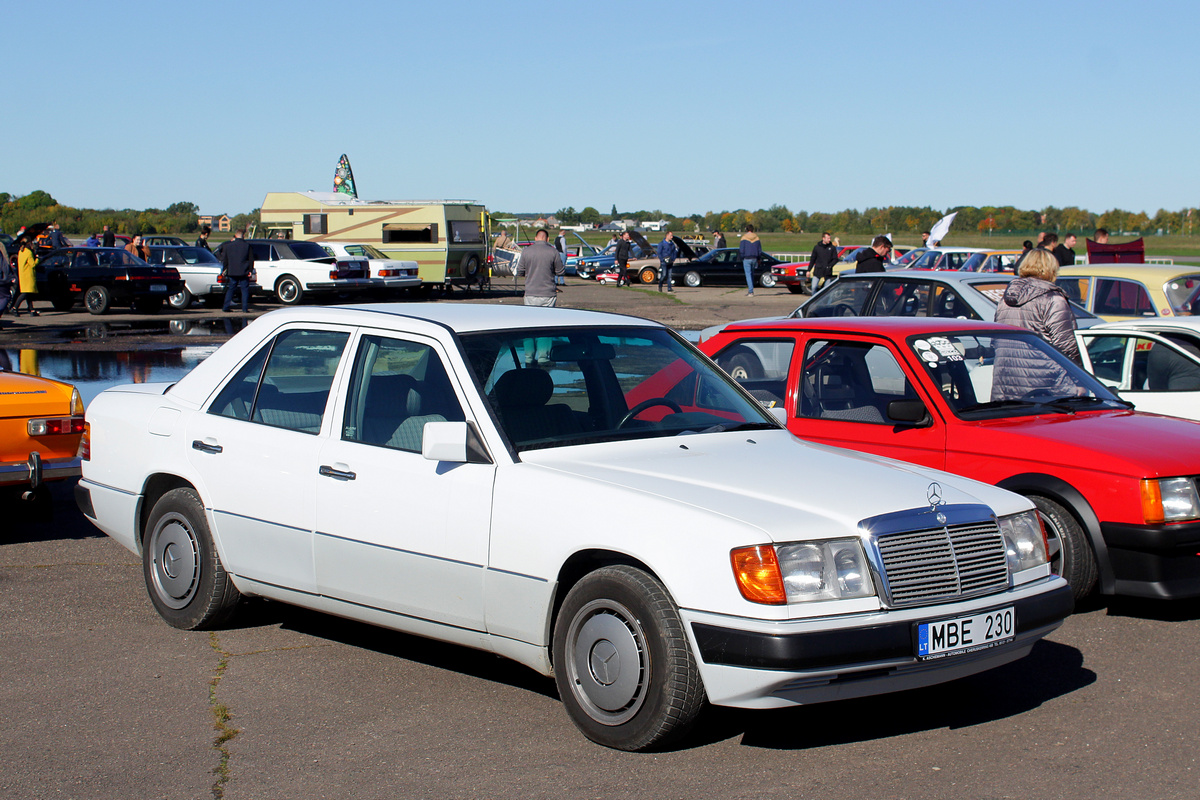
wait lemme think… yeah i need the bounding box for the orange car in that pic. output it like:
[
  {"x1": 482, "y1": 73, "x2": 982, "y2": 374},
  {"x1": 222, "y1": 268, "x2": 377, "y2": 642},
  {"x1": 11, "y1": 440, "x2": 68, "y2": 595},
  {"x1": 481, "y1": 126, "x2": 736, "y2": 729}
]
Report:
[{"x1": 1, "y1": 370, "x2": 85, "y2": 505}]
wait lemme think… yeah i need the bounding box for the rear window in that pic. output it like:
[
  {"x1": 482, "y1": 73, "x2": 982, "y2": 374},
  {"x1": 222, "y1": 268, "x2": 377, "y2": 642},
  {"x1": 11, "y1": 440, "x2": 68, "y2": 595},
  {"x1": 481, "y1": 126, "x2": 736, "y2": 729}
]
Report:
[
  {"x1": 1163, "y1": 274, "x2": 1200, "y2": 315},
  {"x1": 284, "y1": 241, "x2": 334, "y2": 261}
]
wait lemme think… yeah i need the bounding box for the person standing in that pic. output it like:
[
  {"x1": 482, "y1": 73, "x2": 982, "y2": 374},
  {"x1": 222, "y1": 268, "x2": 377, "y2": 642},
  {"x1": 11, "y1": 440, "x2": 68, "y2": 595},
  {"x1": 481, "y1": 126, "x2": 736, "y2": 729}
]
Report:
[
  {"x1": 84, "y1": 232, "x2": 100, "y2": 247},
  {"x1": 195, "y1": 226, "x2": 212, "y2": 251},
  {"x1": 101, "y1": 225, "x2": 116, "y2": 248},
  {"x1": 124, "y1": 235, "x2": 150, "y2": 261},
  {"x1": 48, "y1": 221, "x2": 67, "y2": 250},
  {"x1": 808, "y1": 231, "x2": 839, "y2": 293},
  {"x1": 712, "y1": 229, "x2": 727, "y2": 250},
  {"x1": 0, "y1": 241, "x2": 13, "y2": 322},
  {"x1": 220, "y1": 229, "x2": 255, "y2": 313},
  {"x1": 921, "y1": 231, "x2": 930, "y2": 248},
  {"x1": 994, "y1": 248, "x2": 1080, "y2": 363},
  {"x1": 553, "y1": 230, "x2": 568, "y2": 286},
  {"x1": 12, "y1": 238, "x2": 40, "y2": 316},
  {"x1": 854, "y1": 235, "x2": 892, "y2": 274},
  {"x1": 656, "y1": 230, "x2": 678, "y2": 292},
  {"x1": 1053, "y1": 233, "x2": 1078, "y2": 267},
  {"x1": 614, "y1": 231, "x2": 633, "y2": 287},
  {"x1": 522, "y1": 229, "x2": 565, "y2": 306},
  {"x1": 738, "y1": 225, "x2": 762, "y2": 295}
]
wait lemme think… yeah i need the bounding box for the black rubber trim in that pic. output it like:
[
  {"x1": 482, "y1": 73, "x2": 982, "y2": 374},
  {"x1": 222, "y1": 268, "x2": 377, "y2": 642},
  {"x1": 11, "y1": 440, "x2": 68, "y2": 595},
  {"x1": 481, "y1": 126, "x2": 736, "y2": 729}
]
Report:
[
  {"x1": 692, "y1": 582, "x2": 1074, "y2": 671},
  {"x1": 74, "y1": 482, "x2": 95, "y2": 519},
  {"x1": 1101, "y1": 519, "x2": 1200, "y2": 551}
]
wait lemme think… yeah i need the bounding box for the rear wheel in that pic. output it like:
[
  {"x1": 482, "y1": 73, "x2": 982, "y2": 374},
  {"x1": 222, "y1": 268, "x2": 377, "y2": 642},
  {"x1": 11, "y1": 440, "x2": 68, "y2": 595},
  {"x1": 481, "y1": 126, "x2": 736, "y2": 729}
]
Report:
[
  {"x1": 1030, "y1": 495, "x2": 1097, "y2": 600},
  {"x1": 684, "y1": 271, "x2": 701, "y2": 288},
  {"x1": 460, "y1": 253, "x2": 481, "y2": 282},
  {"x1": 276, "y1": 275, "x2": 303, "y2": 305},
  {"x1": 553, "y1": 566, "x2": 705, "y2": 751},
  {"x1": 84, "y1": 285, "x2": 111, "y2": 315},
  {"x1": 168, "y1": 286, "x2": 193, "y2": 310},
  {"x1": 638, "y1": 266, "x2": 657, "y2": 284}
]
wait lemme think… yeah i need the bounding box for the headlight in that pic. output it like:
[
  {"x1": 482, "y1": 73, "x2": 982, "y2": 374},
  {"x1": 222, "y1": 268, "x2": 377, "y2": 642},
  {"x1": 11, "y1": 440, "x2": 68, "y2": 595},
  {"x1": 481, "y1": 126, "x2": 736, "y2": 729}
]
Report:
[
  {"x1": 998, "y1": 510, "x2": 1048, "y2": 573},
  {"x1": 1141, "y1": 478, "x2": 1200, "y2": 523},
  {"x1": 731, "y1": 539, "x2": 875, "y2": 604}
]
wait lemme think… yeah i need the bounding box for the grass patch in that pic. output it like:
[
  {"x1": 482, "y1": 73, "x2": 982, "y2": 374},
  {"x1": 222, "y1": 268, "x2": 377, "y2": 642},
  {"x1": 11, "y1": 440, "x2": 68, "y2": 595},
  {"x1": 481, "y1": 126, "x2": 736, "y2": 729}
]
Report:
[{"x1": 208, "y1": 632, "x2": 239, "y2": 799}]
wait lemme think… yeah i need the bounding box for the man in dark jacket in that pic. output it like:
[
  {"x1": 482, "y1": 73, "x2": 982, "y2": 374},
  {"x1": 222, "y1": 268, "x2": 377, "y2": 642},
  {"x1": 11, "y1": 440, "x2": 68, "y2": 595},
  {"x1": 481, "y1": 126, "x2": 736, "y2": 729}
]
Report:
[
  {"x1": 854, "y1": 235, "x2": 892, "y2": 274},
  {"x1": 1052, "y1": 233, "x2": 1077, "y2": 267},
  {"x1": 614, "y1": 232, "x2": 633, "y2": 287},
  {"x1": 220, "y1": 229, "x2": 255, "y2": 312},
  {"x1": 195, "y1": 226, "x2": 212, "y2": 251},
  {"x1": 101, "y1": 225, "x2": 116, "y2": 248},
  {"x1": 808, "y1": 231, "x2": 839, "y2": 293}
]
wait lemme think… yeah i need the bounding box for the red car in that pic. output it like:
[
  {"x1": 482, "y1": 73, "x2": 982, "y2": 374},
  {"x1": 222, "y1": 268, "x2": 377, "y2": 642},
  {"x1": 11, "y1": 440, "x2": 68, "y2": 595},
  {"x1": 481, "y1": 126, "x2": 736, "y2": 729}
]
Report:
[{"x1": 699, "y1": 316, "x2": 1200, "y2": 601}]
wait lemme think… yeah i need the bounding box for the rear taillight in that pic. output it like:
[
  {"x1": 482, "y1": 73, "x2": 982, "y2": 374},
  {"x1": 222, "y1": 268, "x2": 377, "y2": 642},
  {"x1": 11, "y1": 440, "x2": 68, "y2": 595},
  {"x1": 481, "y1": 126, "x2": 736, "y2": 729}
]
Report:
[
  {"x1": 28, "y1": 416, "x2": 87, "y2": 436},
  {"x1": 79, "y1": 422, "x2": 91, "y2": 461}
]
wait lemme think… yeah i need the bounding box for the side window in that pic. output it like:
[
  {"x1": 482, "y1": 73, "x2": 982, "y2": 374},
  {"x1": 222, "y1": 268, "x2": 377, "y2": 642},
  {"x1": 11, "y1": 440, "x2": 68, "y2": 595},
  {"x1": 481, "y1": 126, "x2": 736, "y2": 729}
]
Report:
[
  {"x1": 799, "y1": 340, "x2": 914, "y2": 424},
  {"x1": 870, "y1": 279, "x2": 929, "y2": 317},
  {"x1": 249, "y1": 242, "x2": 272, "y2": 261},
  {"x1": 345, "y1": 245, "x2": 367, "y2": 257},
  {"x1": 802, "y1": 279, "x2": 875, "y2": 317},
  {"x1": 1056, "y1": 277, "x2": 1089, "y2": 304},
  {"x1": 342, "y1": 335, "x2": 466, "y2": 452},
  {"x1": 929, "y1": 285, "x2": 980, "y2": 319},
  {"x1": 209, "y1": 329, "x2": 349, "y2": 433},
  {"x1": 42, "y1": 254, "x2": 68, "y2": 269},
  {"x1": 712, "y1": 339, "x2": 795, "y2": 408},
  {"x1": 1095, "y1": 279, "x2": 1155, "y2": 317}
]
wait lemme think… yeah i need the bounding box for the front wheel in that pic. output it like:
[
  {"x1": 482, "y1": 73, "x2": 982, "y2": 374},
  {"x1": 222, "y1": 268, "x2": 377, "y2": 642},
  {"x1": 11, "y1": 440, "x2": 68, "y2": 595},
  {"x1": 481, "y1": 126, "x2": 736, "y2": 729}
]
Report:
[
  {"x1": 84, "y1": 285, "x2": 111, "y2": 315},
  {"x1": 759, "y1": 271, "x2": 778, "y2": 288},
  {"x1": 276, "y1": 275, "x2": 303, "y2": 305},
  {"x1": 1030, "y1": 495, "x2": 1097, "y2": 600},
  {"x1": 553, "y1": 566, "x2": 705, "y2": 751},
  {"x1": 143, "y1": 488, "x2": 242, "y2": 629},
  {"x1": 639, "y1": 266, "x2": 657, "y2": 284},
  {"x1": 787, "y1": 284, "x2": 804, "y2": 294},
  {"x1": 684, "y1": 271, "x2": 702, "y2": 288}
]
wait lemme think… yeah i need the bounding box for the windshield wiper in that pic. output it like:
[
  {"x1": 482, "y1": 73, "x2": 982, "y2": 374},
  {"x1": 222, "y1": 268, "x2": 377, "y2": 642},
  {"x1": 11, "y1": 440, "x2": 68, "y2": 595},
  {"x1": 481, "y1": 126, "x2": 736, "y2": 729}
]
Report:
[
  {"x1": 957, "y1": 400, "x2": 1058, "y2": 414},
  {"x1": 1050, "y1": 395, "x2": 1134, "y2": 409},
  {"x1": 691, "y1": 421, "x2": 781, "y2": 434}
]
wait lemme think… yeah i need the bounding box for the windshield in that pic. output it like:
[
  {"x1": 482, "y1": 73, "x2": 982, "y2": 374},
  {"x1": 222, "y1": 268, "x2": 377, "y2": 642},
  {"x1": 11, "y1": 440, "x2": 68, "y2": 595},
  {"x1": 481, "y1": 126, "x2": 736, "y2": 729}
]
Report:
[
  {"x1": 895, "y1": 248, "x2": 926, "y2": 266},
  {"x1": 1163, "y1": 274, "x2": 1200, "y2": 315},
  {"x1": 907, "y1": 331, "x2": 1126, "y2": 419},
  {"x1": 356, "y1": 244, "x2": 387, "y2": 259},
  {"x1": 286, "y1": 241, "x2": 335, "y2": 260},
  {"x1": 176, "y1": 246, "x2": 219, "y2": 264},
  {"x1": 459, "y1": 326, "x2": 778, "y2": 452}
]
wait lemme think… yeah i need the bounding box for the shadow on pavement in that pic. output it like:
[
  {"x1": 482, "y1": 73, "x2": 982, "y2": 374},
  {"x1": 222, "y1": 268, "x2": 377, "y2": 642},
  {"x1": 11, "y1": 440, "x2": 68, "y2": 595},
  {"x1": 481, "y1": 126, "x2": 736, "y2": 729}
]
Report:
[{"x1": 4, "y1": 479, "x2": 104, "y2": 543}]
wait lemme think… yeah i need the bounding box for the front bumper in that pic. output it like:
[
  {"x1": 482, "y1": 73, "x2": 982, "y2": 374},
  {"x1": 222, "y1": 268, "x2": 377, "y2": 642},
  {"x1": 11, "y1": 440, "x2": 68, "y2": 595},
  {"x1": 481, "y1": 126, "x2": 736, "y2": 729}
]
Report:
[
  {"x1": 0, "y1": 452, "x2": 82, "y2": 488},
  {"x1": 1102, "y1": 519, "x2": 1200, "y2": 599},
  {"x1": 682, "y1": 578, "x2": 1072, "y2": 709}
]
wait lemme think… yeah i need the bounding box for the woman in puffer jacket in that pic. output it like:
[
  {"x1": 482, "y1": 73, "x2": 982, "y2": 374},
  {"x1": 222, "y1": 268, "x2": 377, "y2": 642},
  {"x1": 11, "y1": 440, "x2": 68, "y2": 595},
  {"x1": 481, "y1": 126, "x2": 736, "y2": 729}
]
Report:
[{"x1": 994, "y1": 248, "x2": 1080, "y2": 362}]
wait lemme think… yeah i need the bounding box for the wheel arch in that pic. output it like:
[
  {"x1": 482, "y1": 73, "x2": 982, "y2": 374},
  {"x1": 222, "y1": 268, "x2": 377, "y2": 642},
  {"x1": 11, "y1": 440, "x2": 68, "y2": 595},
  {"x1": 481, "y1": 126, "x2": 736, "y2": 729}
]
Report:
[
  {"x1": 137, "y1": 473, "x2": 201, "y2": 553},
  {"x1": 996, "y1": 472, "x2": 1115, "y2": 594},
  {"x1": 549, "y1": 549, "x2": 663, "y2": 646}
]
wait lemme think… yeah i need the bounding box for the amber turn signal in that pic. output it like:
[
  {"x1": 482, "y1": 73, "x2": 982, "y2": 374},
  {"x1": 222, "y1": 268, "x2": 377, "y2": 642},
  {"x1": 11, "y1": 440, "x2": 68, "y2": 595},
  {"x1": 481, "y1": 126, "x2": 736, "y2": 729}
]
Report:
[
  {"x1": 730, "y1": 545, "x2": 787, "y2": 605},
  {"x1": 1140, "y1": 479, "x2": 1164, "y2": 524}
]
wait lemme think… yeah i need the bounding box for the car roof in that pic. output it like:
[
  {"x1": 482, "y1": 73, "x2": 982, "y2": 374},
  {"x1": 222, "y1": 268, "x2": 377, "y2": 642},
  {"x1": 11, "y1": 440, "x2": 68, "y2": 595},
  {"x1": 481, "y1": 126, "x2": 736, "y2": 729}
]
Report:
[
  {"x1": 835, "y1": 269, "x2": 1016, "y2": 286},
  {"x1": 722, "y1": 315, "x2": 1017, "y2": 337},
  {"x1": 1089, "y1": 317, "x2": 1200, "y2": 333},
  {"x1": 1059, "y1": 264, "x2": 1200, "y2": 280},
  {"x1": 252, "y1": 302, "x2": 665, "y2": 334}
]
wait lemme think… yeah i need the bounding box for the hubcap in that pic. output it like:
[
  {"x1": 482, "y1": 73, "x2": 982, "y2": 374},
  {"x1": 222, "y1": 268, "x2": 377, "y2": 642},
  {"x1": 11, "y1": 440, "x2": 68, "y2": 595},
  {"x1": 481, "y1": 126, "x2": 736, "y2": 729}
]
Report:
[
  {"x1": 280, "y1": 281, "x2": 298, "y2": 302},
  {"x1": 566, "y1": 600, "x2": 647, "y2": 725},
  {"x1": 149, "y1": 514, "x2": 200, "y2": 609}
]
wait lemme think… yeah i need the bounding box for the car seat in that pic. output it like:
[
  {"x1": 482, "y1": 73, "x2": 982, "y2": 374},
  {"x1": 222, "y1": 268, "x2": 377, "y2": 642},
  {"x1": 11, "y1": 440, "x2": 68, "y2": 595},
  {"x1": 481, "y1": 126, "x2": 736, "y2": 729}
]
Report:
[{"x1": 493, "y1": 368, "x2": 582, "y2": 444}]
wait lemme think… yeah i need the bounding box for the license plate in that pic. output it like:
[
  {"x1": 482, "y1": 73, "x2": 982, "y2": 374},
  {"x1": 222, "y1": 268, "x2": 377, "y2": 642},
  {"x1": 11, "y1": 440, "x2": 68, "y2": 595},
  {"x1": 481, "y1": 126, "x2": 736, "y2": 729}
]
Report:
[
  {"x1": 150, "y1": 284, "x2": 167, "y2": 292},
  {"x1": 916, "y1": 607, "x2": 1014, "y2": 659}
]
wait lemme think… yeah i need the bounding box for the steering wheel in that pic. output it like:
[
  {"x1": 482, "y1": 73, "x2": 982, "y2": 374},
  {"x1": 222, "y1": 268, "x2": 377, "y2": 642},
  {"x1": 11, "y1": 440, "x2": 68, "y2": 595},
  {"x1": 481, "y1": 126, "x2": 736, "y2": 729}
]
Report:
[{"x1": 617, "y1": 397, "x2": 683, "y2": 428}]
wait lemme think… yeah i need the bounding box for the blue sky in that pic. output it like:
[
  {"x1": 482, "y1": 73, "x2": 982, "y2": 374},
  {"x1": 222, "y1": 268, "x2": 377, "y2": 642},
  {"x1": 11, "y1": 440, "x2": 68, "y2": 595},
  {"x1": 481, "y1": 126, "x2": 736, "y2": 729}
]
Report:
[{"x1": 5, "y1": 0, "x2": 1196, "y2": 218}]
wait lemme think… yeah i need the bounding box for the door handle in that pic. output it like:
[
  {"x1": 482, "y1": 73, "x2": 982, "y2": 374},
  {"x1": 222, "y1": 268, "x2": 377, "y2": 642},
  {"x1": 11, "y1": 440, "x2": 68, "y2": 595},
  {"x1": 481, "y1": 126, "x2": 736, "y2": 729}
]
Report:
[
  {"x1": 319, "y1": 465, "x2": 356, "y2": 481},
  {"x1": 192, "y1": 440, "x2": 223, "y2": 454}
]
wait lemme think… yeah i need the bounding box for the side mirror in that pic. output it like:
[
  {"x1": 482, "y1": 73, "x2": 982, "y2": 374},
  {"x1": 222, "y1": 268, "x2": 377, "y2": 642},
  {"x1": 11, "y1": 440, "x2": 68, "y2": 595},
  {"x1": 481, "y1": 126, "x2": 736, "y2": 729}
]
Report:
[
  {"x1": 887, "y1": 399, "x2": 931, "y2": 427},
  {"x1": 422, "y1": 421, "x2": 492, "y2": 464}
]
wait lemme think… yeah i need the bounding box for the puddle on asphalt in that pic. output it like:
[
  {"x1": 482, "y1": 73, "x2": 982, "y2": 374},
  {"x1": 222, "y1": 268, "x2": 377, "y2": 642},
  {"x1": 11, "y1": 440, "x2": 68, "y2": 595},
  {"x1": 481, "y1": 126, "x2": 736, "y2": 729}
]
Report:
[
  {"x1": 1, "y1": 346, "x2": 213, "y2": 406},
  {"x1": 56, "y1": 316, "x2": 251, "y2": 340}
]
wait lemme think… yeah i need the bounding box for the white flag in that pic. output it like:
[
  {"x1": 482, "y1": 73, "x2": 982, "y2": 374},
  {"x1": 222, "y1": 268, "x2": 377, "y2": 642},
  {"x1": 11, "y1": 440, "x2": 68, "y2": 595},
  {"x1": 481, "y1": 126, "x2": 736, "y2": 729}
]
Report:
[{"x1": 927, "y1": 212, "x2": 957, "y2": 245}]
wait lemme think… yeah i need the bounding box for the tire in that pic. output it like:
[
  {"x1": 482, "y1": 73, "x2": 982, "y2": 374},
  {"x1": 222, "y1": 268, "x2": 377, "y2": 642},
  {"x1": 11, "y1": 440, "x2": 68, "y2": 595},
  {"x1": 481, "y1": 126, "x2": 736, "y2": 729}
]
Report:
[
  {"x1": 131, "y1": 297, "x2": 164, "y2": 314},
  {"x1": 202, "y1": 294, "x2": 224, "y2": 309},
  {"x1": 460, "y1": 253, "x2": 481, "y2": 281},
  {"x1": 638, "y1": 266, "x2": 657, "y2": 284},
  {"x1": 51, "y1": 296, "x2": 76, "y2": 311},
  {"x1": 759, "y1": 271, "x2": 778, "y2": 288},
  {"x1": 1030, "y1": 495, "x2": 1098, "y2": 600},
  {"x1": 84, "y1": 285, "x2": 111, "y2": 315},
  {"x1": 276, "y1": 275, "x2": 303, "y2": 305},
  {"x1": 684, "y1": 271, "x2": 701, "y2": 288},
  {"x1": 787, "y1": 284, "x2": 804, "y2": 294},
  {"x1": 168, "y1": 286, "x2": 193, "y2": 310},
  {"x1": 577, "y1": 265, "x2": 592, "y2": 280},
  {"x1": 552, "y1": 566, "x2": 705, "y2": 751},
  {"x1": 718, "y1": 346, "x2": 764, "y2": 381},
  {"x1": 143, "y1": 488, "x2": 242, "y2": 630}
]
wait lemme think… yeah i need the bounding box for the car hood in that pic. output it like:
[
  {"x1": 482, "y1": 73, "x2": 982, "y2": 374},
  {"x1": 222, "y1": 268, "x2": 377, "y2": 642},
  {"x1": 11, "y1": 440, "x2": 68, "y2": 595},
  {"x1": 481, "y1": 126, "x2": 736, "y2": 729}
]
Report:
[
  {"x1": 960, "y1": 409, "x2": 1200, "y2": 477},
  {"x1": 522, "y1": 429, "x2": 1027, "y2": 541}
]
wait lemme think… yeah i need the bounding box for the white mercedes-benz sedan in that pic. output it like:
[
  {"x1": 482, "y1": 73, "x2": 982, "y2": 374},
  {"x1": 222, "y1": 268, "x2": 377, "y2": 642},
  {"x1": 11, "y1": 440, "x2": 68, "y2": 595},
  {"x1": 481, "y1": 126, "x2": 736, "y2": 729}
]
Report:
[{"x1": 75, "y1": 304, "x2": 1072, "y2": 750}]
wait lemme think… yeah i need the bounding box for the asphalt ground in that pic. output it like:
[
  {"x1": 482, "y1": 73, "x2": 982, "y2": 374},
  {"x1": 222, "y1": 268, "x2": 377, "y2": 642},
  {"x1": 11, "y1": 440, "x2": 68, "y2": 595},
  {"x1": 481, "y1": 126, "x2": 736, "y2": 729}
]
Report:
[{"x1": 3, "y1": 280, "x2": 1200, "y2": 799}]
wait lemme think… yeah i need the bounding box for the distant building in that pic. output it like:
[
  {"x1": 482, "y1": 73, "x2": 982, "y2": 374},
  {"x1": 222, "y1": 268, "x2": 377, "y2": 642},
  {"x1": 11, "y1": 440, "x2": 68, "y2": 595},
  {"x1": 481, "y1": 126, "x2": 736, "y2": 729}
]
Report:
[{"x1": 198, "y1": 214, "x2": 231, "y2": 232}]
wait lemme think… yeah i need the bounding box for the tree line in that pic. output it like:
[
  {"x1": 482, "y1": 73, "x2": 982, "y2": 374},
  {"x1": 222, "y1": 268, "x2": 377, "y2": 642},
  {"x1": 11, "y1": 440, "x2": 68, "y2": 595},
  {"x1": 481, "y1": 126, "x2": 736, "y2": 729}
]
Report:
[
  {"x1": 539, "y1": 204, "x2": 1200, "y2": 236},
  {"x1": 0, "y1": 190, "x2": 259, "y2": 238}
]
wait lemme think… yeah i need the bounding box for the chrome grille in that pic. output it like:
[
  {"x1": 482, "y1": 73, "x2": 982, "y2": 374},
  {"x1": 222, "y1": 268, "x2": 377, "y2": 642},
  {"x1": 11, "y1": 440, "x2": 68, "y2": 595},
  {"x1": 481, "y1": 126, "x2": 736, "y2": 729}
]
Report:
[{"x1": 875, "y1": 521, "x2": 1009, "y2": 607}]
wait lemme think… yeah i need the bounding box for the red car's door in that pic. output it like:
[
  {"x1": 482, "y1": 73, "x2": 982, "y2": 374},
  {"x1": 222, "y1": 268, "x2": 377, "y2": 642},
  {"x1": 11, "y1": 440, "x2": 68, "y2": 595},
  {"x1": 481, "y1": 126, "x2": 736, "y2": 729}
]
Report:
[{"x1": 785, "y1": 334, "x2": 949, "y2": 471}]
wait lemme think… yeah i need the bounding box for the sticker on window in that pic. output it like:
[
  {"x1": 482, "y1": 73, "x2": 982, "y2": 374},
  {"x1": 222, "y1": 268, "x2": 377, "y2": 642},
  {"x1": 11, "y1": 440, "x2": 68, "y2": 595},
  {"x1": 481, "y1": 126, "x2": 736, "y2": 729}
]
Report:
[{"x1": 913, "y1": 337, "x2": 963, "y2": 365}]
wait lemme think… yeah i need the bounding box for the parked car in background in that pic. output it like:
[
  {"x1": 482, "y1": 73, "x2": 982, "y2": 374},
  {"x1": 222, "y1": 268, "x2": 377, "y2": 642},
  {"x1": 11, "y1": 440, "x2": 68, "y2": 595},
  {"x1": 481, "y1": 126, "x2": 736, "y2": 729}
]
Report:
[
  {"x1": 242, "y1": 239, "x2": 372, "y2": 305},
  {"x1": 35, "y1": 247, "x2": 184, "y2": 314},
  {"x1": 906, "y1": 247, "x2": 991, "y2": 271},
  {"x1": 77, "y1": 304, "x2": 1069, "y2": 750},
  {"x1": 147, "y1": 245, "x2": 259, "y2": 309},
  {"x1": 1075, "y1": 317, "x2": 1200, "y2": 420},
  {"x1": 623, "y1": 235, "x2": 708, "y2": 284},
  {"x1": 960, "y1": 250, "x2": 1023, "y2": 273},
  {"x1": 573, "y1": 239, "x2": 650, "y2": 280},
  {"x1": 1056, "y1": 264, "x2": 1200, "y2": 320},
  {"x1": 1, "y1": 368, "x2": 85, "y2": 517},
  {"x1": 674, "y1": 247, "x2": 786, "y2": 288},
  {"x1": 701, "y1": 316, "x2": 1200, "y2": 601},
  {"x1": 319, "y1": 242, "x2": 422, "y2": 295},
  {"x1": 141, "y1": 235, "x2": 188, "y2": 247}
]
